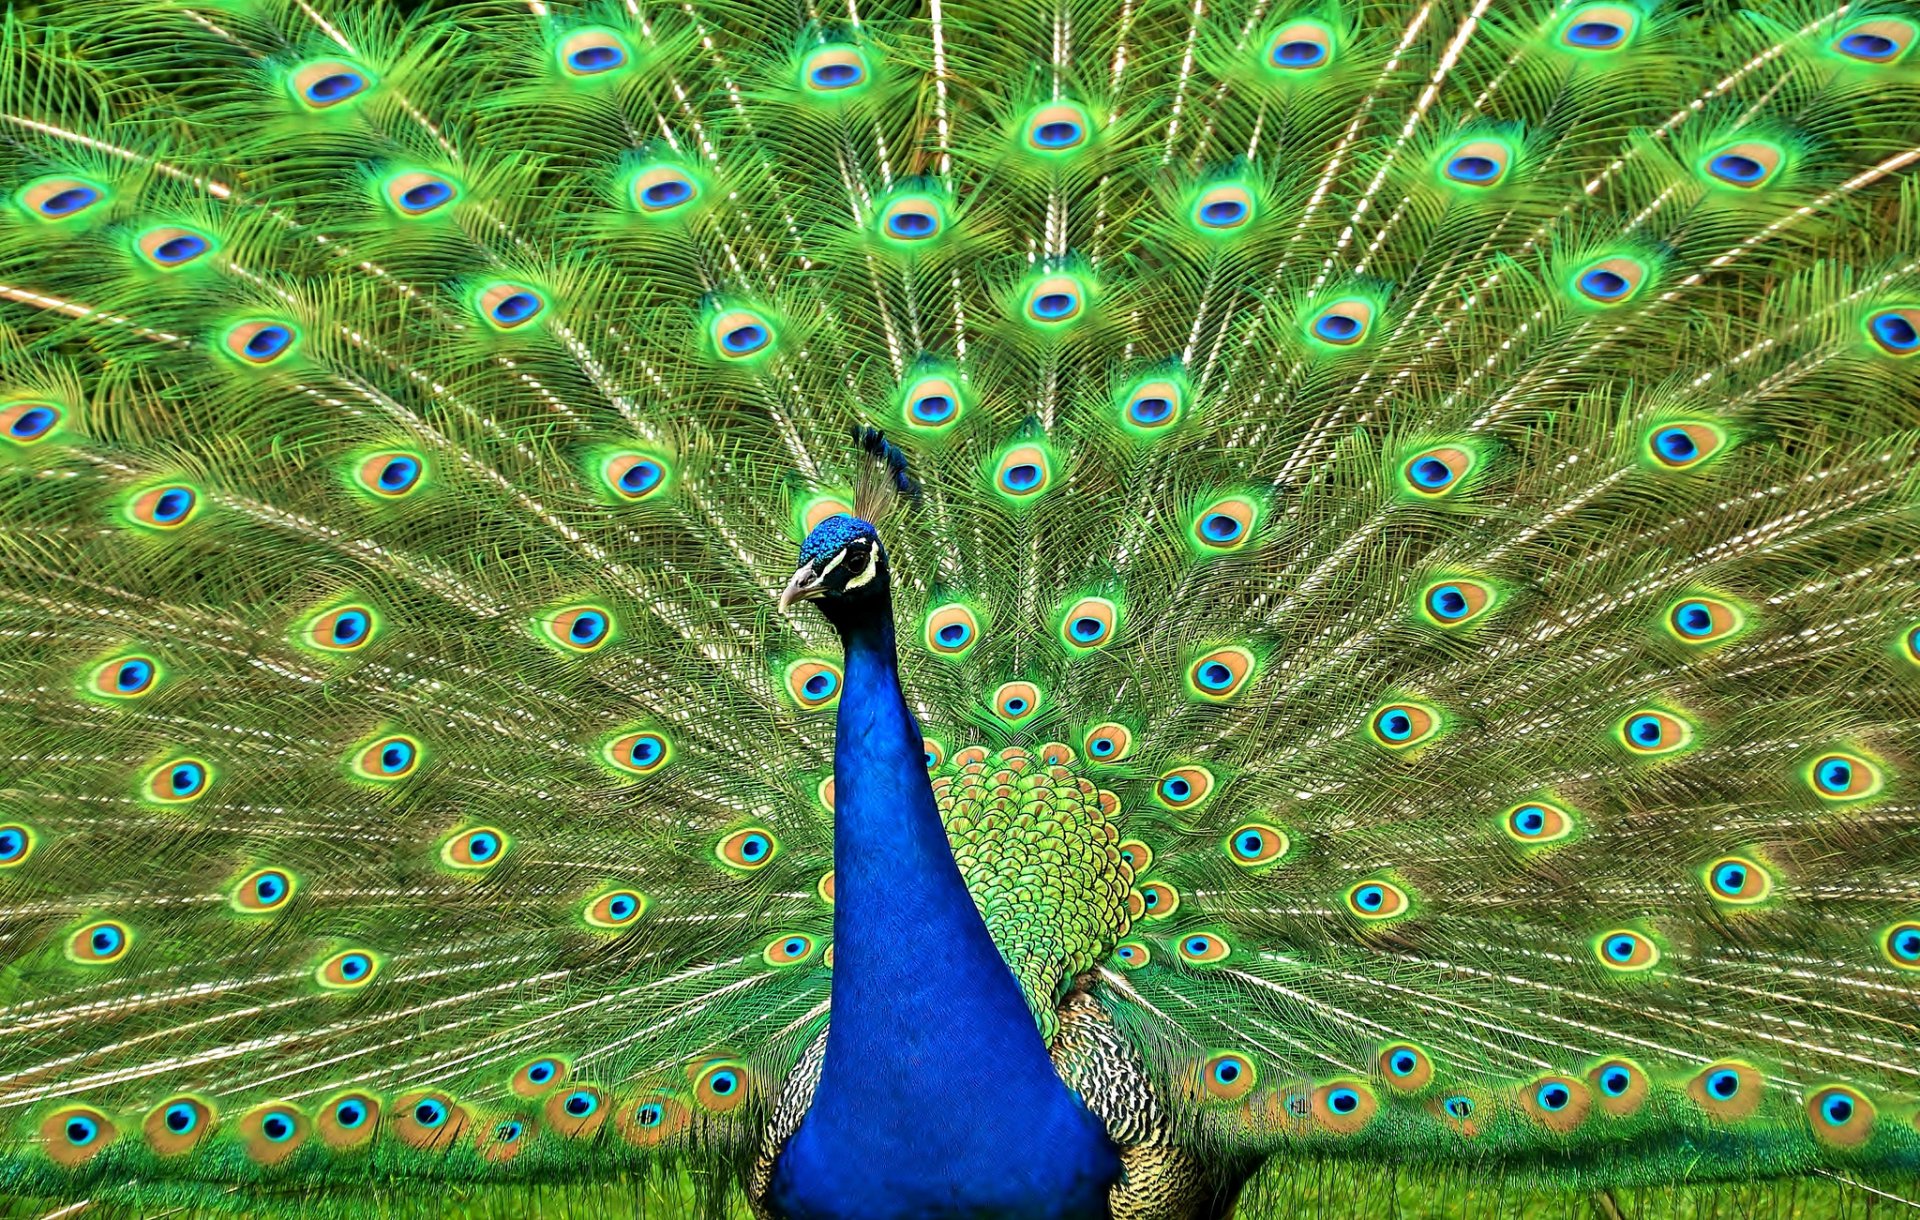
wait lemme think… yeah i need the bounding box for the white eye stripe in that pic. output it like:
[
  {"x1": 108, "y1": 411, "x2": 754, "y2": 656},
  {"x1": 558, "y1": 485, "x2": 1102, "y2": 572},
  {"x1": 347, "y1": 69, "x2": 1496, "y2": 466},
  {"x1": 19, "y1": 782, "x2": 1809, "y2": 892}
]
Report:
[
  {"x1": 815, "y1": 548, "x2": 848, "y2": 580},
  {"x1": 844, "y1": 560, "x2": 878, "y2": 590}
]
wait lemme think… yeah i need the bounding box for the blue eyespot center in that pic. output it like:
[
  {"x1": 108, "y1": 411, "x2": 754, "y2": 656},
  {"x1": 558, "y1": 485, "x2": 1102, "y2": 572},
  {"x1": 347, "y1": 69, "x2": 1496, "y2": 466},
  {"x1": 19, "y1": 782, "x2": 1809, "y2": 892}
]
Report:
[
  {"x1": 1142, "y1": 889, "x2": 1160, "y2": 908},
  {"x1": 1655, "y1": 427, "x2": 1697, "y2": 461},
  {"x1": 1581, "y1": 268, "x2": 1629, "y2": 299},
  {"x1": 1202, "y1": 513, "x2": 1243, "y2": 541},
  {"x1": 402, "y1": 181, "x2": 454, "y2": 211},
  {"x1": 643, "y1": 180, "x2": 692, "y2": 208},
  {"x1": 171, "y1": 763, "x2": 202, "y2": 793},
  {"x1": 1214, "y1": 1059, "x2": 1240, "y2": 1083},
  {"x1": 1605, "y1": 934, "x2": 1637, "y2": 961},
  {"x1": 1162, "y1": 777, "x2": 1192, "y2": 800},
  {"x1": 888, "y1": 211, "x2": 936, "y2": 237},
  {"x1": 1629, "y1": 715, "x2": 1663, "y2": 745},
  {"x1": 1538, "y1": 1084, "x2": 1570, "y2": 1110},
  {"x1": 336, "y1": 1101, "x2": 366, "y2": 1127},
  {"x1": 1005, "y1": 697, "x2": 1029, "y2": 714},
  {"x1": 1447, "y1": 155, "x2": 1501, "y2": 183},
  {"x1": 117, "y1": 660, "x2": 153, "y2": 691},
  {"x1": 1355, "y1": 885, "x2": 1385, "y2": 911},
  {"x1": 1713, "y1": 864, "x2": 1747, "y2": 893},
  {"x1": 1235, "y1": 831, "x2": 1264, "y2": 857},
  {"x1": 1200, "y1": 200, "x2": 1247, "y2": 226},
  {"x1": 0, "y1": 829, "x2": 22, "y2": 859},
  {"x1": 1274, "y1": 39, "x2": 1327, "y2": 65},
  {"x1": 1390, "y1": 1051, "x2": 1416, "y2": 1075},
  {"x1": 912, "y1": 394, "x2": 955, "y2": 423},
  {"x1": 497, "y1": 1120, "x2": 524, "y2": 1142},
  {"x1": 1071, "y1": 616, "x2": 1105, "y2": 642},
  {"x1": 1411, "y1": 457, "x2": 1453, "y2": 488},
  {"x1": 570, "y1": 45, "x2": 626, "y2": 72},
  {"x1": 638, "y1": 1104, "x2": 663, "y2": 1126},
  {"x1": 92, "y1": 926, "x2": 122, "y2": 954},
  {"x1": 379, "y1": 457, "x2": 419, "y2": 490},
  {"x1": 1895, "y1": 929, "x2": 1920, "y2": 960},
  {"x1": 811, "y1": 62, "x2": 862, "y2": 88},
  {"x1": 415, "y1": 1100, "x2": 446, "y2": 1126},
  {"x1": 1381, "y1": 713, "x2": 1412, "y2": 739},
  {"x1": 563, "y1": 1091, "x2": 597, "y2": 1117},
  {"x1": 1199, "y1": 662, "x2": 1233, "y2": 688},
  {"x1": 1710, "y1": 154, "x2": 1766, "y2": 184},
  {"x1": 740, "y1": 834, "x2": 768, "y2": 860},
  {"x1": 1430, "y1": 585, "x2": 1468, "y2": 618},
  {"x1": 1004, "y1": 463, "x2": 1041, "y2": 490},
  {"x1": 1601, "y1": 1069, "x2": 1630, "y2": 1096},
  {"x1": 66, "y1": 1117, "x2": 98, "y2": 1144},
  {"x1": 1823, "y1": 1094, "x2": 1854, "y2": 1124},
  {"x1": 154, "y1": 234, "x2": 210, "y2": 265},
  {"x1": 381, "y1": 742, "x2": 413, "y2": 773},
  {"x1": 1444, "y1": 1096, "x2": 1473, "y2": 1118},
  {"x1": 333, "y1": 612, "x2": 369, "y2": 645},
  {"x1": 1185, "y1": 936, "x2": 1211, "y2": 955},
  {"x1": 708, "y1": 1071, "x2": 738, "y2": 1095},
  {"x1": 493, "y1": 293, "x2": 540, "y2": 324},
  {"x1": 630, "y1": 736, "x2": 663, "y2": 766},
  {"x1": 620, "y1": 460, "x2": 663, "y2": 492},
  {"x1": 1091, "y1": 737, "x2": 1115, "y2": 756},
  {"x1": 469, "y1": 832, "x2": 498, "y2": 860},
  {"x1": 1315, "y1": 313, "x2": 1362, "y2": 341},
  {"x1": 1034, "y1": 121, "x2": 1081, "y2": 147},
  {"x1": 1329, "y1": 1088, "x2": 1359, "y2": 1114},
  {"x1": 341, "y1": 953, "x2": 369, "y2": 979},
  {"x1": 154, "y1": 489, "x2": 193, "y2": 522},
  {"x1": 246, "y1": 326, "x2": 292, "y2": 359},
  {"x1": 609, "y1": 895, "x2": 637, "y2": 919},
  {"x1": 1820, "y1": 760, "x2": 1852, "y2": 791},
  {"x1": 8, "y1": 406, "x2": 55, "y2": 437},
  {"x1": 1872, "y1": 313, "x2": 1919, "y2": 349},
  {"x1": 785, "y1": 938, "x2": 806, "y2": 956},
  {"x1": 1130, "y1": 396, "x2": 1172, "y2": 423},
  {"x1": 1567, "y1": 20, "x2": 1624, "y2": 47},
  {"x1": 570, "y1": 612, "x2": 607, "y2": 644},
  {"x1": 309, "y1": 72, "x2": 364, "y2": 102},
  {"x1": 257, "y1": 873, "x2": 286, "y2": 902},
  {"x1": 41, "y1": 187, "x2": 99, "y2": 217},
  {"x1": 529, "y1": 1062, "x2": 555, "y2": 1084},
  {"x1": 1033, "y1": 293, "x2": 1076, "y2": 319},
  {"x1": 166, "y1": 1103, "x2": 196, "y2": 1133},
  {"x1": 262, "y1": 1113, "x2": 294, "y2": 1141},
  {"x1": 724, "y1": 324, "x2": 767, "y2": 352},
  {"x1": 1677, "y1": 602, "x2": 1713, "y2": 635},
  {"x1": 1707, "y1": 1070, "x2": 1739, "y2": 1099}
]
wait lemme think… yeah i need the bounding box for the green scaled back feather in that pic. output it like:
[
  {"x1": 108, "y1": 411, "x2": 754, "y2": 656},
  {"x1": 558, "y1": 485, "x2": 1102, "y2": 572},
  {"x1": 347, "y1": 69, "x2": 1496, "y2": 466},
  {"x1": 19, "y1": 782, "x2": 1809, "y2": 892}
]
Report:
[{"x1": 1, "y1": 0, "x2": 1919, "y2": 1212}]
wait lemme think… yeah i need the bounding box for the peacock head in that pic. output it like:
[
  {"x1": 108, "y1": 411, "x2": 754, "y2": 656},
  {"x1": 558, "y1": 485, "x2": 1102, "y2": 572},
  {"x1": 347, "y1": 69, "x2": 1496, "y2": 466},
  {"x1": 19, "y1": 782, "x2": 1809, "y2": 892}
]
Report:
[{"x1": 779, "y1": 514, "x2": 889, "y2": 621}]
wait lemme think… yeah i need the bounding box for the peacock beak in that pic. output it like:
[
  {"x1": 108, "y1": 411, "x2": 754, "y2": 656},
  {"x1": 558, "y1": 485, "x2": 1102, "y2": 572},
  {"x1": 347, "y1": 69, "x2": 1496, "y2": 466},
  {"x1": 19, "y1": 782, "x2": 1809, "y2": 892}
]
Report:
[{"x1": 779, "y1": 562, "x2": 827, "y2": 611}]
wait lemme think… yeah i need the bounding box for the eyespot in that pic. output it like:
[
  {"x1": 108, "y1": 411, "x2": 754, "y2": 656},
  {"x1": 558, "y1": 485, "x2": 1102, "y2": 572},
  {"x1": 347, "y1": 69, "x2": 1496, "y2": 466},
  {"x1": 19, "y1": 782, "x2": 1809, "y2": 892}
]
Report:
[
  {"x1": 1704, "y1": 855, "x2": 1771, "y2": 904},
  {"x1": 1558, "y1": 4, "x2": 1638, "y2": 50},
  {"x1": 1866, "y1": 307, "x2": 1920, "y2": 356},
  {"x1": 1702, "y1": 142, "x2": 1783, "y2": 189},
  {"x1": 802, "y1": 46, "x2": 869, "y2": 92},
  {"x1": 1521, "y1": 1076, "x2": 1591, "y2": 1133},
  {"x1": 1378, "y1": 1043, "x2": 1432, "y2": 1092},
  {"x1": 1084, "y1": 723, "x2": 1133, "y2": 763},
  {"x1": 1805, "y1": 751, "x2": 1884, "y2": 801},
  {"x1": 605, "y1": 730, "x2": 671, "y2": 776},
  {"x1": 1187, "y1": 647, "x2": 1254, "y2": 701},
  {"x1": 1178, "y1": 933, "x2": 1231, "y2": 965},
  {"x1": 631, "y1": 165, "x2": 700, "y2": 215},
  {"x1": 477, "y1": 1118, "x2": 528, "y2": 1163},
  {"x1": 145, "y1": 1096, "x2": 215, "y2": 1156},
  {"x1": 290, "y1": 59, "x2": 374, "y2": 109},
  {"x1": 68, "y1": 919, "x2": 130, "y2": 964},
  {"x1": 1121, "y1": 377, "x2": 1185, "y2": 432},
  {"x1": 442, "y1": 826, "x2": 508, "y2": 870},
  {"x1": 924, "y1": 603, "x2": 981, "y2": 657},
  {"x1": 764, "y1": 933, "x2": 819, "y2": 966},
  {"x1": 40, "y1": 1106, "x2": 115, "y2": 1167},
  {"x1": 1024, "y1": 275, "x2": 1086, "y2": 326},
  {"x1": 1265, "y1": 21, "x2": 1335, "y2": 71},
  {"x1": 317, "y1": 949, "x2": 380, "y2": 990},
  {"x1": 559, "y1": 30, "x2": 630, "y2": 76},
  {"x1": 584, "y1": 888, "x2": 647, "y2": 929},
  {"x1": 879, "y1": 193, "x2": 944, "y2": 244},
  {"x1": 785, "y1": 659, "x2": 843, "y2": 710},
  {"x1": 1905, "y1": 623, "x2": 1920, "y2": 666},
  {"x1": 1312, "y1": 1082, "x2": 1377, "y2": 1134},
  {"x1": 223, "y1": 319, "x2": 301, "y2": 366},
  {"x1": 619, "y1": 1095, "x2": 691, "y2": 1146},
  {"x1": 710, "y1": 307, "x2": 775, "y2": 359},
  {"x1": 1368, "y1": 702, "x2": 1439, "y2": 749},
  {"x1": 601, "y1": 453, "x2": 669, "y2": 502},
  {"x1": 384, "y1": 170, "x2": 460, "y2": 217},
  {"x1": 923, "y1": 738, "x2": 947, "y2": 771},
  {"x1": 129, "y1": 483, "x2": 200, "y2": 529},
  {"x1": 1114, "y1": 941, "x2": 1150, "y2": 969},
  {"x1": 1594, "y1": 929, "x2": 1658, "y2": 972},
  {"x1": 716, "y1": 827, "x2": 779, "y2": 871},
  {"x1": 240, "y1": 1104, "x2": 308, "y2": 1165},
  {"x1": 1117, "y1": 840, "x2": 1154, "y2": 873},
  {"x1": 317, "y1": 1092, "x2": 380, "y2": 1150},
  {"x1": 1346, "y1": 880, "x2": 1411, "y2": 921},
  {"x1": 1588, "y1": 1059, "x2": 1649, "y2": 1116},
  {"x1": 1833, "y1": 18, "x2": 1915, "y2": 63},
  {"x1": 1025, "y1": 102, "x2": 1091, "y2": 152},
  {"x1": 0, "y1": 823, "x2": 34, "y2": 868},
  {"x1": 1645, "y1": 421, "x2": 1726, "y2": 469},
  {"x1": 291, "y1": 610, "x2": 369, "y2": 661},
  {"x1": 992, "y1": 681, "x2": 1041, "y2": 723},
  {"x1": 1441, "y1": 139, "x2": 1511, "y2": 187},
  {"x1": 900, "y1": 373, "x2": 965, "y2": 431},
  {"x1": 392, "y1": 1092, "x2": 466, "y2": 1150},
  {"x1": 1503, "y1": 801, "x2": 1574, "y2": 846},
  {"x1": 87, "y1": 654, "x2": 160, "y2": 699},
  {"x1": 1419, "y1": 578, "x2": 1496, "y2": 627},
  {"x1": 348, "y1": 451, "x2": 425, "y2": 501},
  {"x1": 1155, "y1": 765, "x2": 1214, "y2": 810},
  {"x1": 1306, "y1": 298, "x2": 1375, "y2": 347},
  {"x1": 1136, "y1": 881, "x2": 1180, "y2": 920},
  {"x1": 1192, "y1": 184, "x2": 1255, "y2": 232},
  {"x1": 1435, "y1": 1093, "x2": 1484, "y2": 1133},
  {"x1": 0, "y1": 399, "x2": 62, "y2": 444},
  {"x1": 1688, "y1": 1061, "x2": 1762, "y2": 1120},
  {"x1": 477, "y1": 282, "x2": 547, "y2": 331},
  {"x1": 1881, "y1": 921, "x2": 1920, "y2": 969},
  {"x1": 1060, "y1": 597, "x2": 1118, "y2": 650},
  {"x1": 353, "y1": 733, "x2": 421, "y2": 781},
  {"x1": 546, "y1": 1085, "x2": 609, "y2": 1137},
  {"x1": 1665, "y1": 596, "x2": 1745, "y2": 644},
  {"x1": 1804, "y1": 1085, "x2": 1875, "y2": 1146},
  {"x1": 692, "y1": 1060, "x2": 749, "y2": 1111},
  {"x1": 1190, "y1": 496, "x2": 1258, "y2": 551},
  {"x1": 1225, "y1": 822, "x2": 1289, "y2": 867},
  {"x1": 817, "y1": 776, "x2": 837, "y2": 812},
  {"x1": 17, "y1": 176, "x2": 109, "y2": 223},
  {"x1": 1616, "y1": 709, "x2": 1693, "y2": 756},
  {"x1": 1199, "y1": 1051, "x2": 1255, "y2": 1100},
  {"x1": 146, "y1": 757, "x2": 210, "y2": 803},
  {"x1": 1400, "y1": 447, "x2": 1473, "y2": 496},
  {"x1": 233, "y1": 867, "x2": 296, "y2": 913}
]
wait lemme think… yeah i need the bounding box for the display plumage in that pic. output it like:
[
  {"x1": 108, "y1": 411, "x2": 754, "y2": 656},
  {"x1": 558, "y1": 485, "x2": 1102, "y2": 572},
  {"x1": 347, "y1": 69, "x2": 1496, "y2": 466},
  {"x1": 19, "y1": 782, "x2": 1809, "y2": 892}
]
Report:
[{"x1": 0, "y1": 0, "x2": 1918, "y2": 1215}]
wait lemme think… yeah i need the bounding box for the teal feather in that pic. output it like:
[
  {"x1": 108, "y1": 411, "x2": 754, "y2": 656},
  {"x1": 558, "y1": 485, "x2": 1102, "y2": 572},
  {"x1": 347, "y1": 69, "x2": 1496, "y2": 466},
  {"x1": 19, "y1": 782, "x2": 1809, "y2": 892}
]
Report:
[{"x1": 1, "y1": 0, "x2": 1919, "y2": 1214}]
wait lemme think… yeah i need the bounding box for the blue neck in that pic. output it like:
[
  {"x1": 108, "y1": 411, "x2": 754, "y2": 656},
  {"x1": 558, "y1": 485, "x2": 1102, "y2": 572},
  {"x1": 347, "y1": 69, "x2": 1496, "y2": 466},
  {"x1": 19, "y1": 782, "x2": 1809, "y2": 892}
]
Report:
[{"x1": 769, "y1": 597, "x2": 1117, "y2": 1218}]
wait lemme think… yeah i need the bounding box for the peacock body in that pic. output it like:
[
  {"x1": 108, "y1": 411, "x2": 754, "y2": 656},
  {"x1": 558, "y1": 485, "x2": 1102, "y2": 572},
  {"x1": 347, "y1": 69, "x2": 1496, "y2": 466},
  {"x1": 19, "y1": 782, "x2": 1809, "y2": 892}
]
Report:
[{"x1": 1, "y1": 0, "x2": 1919, "y2": 1215}]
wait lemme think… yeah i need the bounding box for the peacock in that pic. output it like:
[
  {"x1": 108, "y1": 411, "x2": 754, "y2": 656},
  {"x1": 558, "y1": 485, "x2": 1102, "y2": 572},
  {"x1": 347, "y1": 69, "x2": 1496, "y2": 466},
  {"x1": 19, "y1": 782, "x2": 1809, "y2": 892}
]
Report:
[{"x1": 1, "y1": 0, "x2": 1919, "y2": 1215}]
